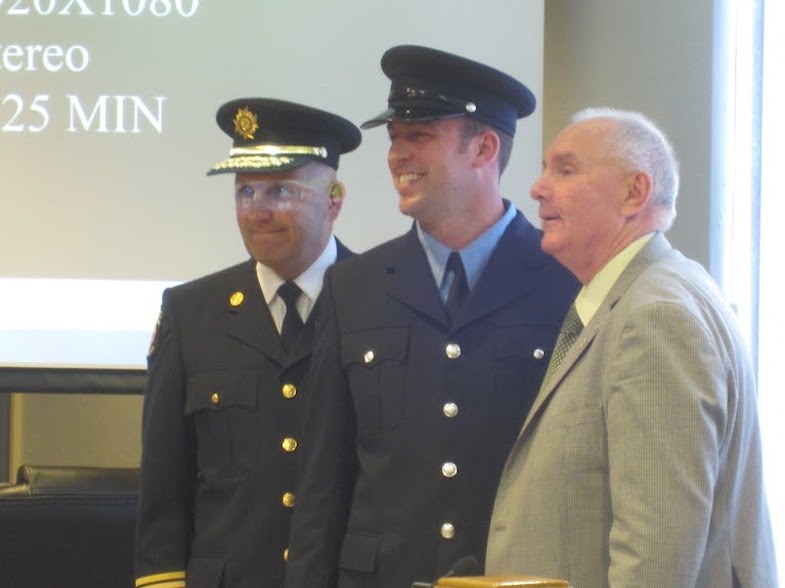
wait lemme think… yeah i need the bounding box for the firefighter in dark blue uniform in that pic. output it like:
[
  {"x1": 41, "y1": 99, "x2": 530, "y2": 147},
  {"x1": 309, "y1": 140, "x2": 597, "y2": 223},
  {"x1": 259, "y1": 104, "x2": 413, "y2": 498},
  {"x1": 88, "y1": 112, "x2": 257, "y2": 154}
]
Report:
[
  {"x1": 135, "y1": 98, "x2": 360, "y2": 588},
  {"x1": 285, "y1": 46, "x2": 580, "y2": 588}
]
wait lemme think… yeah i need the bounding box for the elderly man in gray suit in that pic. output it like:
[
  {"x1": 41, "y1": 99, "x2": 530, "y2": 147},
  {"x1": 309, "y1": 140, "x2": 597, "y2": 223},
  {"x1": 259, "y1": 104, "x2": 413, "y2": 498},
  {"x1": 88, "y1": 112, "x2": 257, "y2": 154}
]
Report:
[{"x1": 485, "y1": 108, "x2": 778, "y2": 587}]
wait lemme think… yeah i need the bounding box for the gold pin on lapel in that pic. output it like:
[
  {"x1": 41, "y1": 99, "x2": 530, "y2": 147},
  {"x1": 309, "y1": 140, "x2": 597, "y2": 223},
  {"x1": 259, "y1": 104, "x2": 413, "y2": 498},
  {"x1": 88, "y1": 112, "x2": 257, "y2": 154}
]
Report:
[{"x1": 229, "y1": 291, "x2": 245, "y2": 307}]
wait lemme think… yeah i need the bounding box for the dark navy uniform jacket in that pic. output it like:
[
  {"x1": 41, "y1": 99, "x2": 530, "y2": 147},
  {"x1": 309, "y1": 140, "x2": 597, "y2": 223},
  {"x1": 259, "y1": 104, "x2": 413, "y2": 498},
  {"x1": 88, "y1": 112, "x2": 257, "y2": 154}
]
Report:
[
  {"x1": 135, "y1": 241, "x2": 352, "y2": 588},
  {"x1": 285, "y1": 212, "x2": 579, "y2": 588}
]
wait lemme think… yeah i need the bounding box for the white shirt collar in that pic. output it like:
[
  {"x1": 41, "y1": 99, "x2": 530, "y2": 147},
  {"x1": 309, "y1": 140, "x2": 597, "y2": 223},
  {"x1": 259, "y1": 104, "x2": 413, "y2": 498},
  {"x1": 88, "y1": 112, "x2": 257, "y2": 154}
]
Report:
[
  {"x1": 574, "y1": 232, "x2": 655, "y2": 325},
  {"x1": 255, "y1": 236, "x2": 337, "y2": 327}
]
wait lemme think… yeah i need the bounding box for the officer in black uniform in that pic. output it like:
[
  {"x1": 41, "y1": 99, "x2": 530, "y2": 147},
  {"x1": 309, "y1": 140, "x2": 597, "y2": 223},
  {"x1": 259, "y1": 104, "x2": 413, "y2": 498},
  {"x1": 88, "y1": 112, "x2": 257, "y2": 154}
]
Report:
[
  {"x1": 285, "y1": 46, "x2": 579, "y2": 588},
  {"x1": 135, "y1": 98, "x2": 361, "y2": 588}
]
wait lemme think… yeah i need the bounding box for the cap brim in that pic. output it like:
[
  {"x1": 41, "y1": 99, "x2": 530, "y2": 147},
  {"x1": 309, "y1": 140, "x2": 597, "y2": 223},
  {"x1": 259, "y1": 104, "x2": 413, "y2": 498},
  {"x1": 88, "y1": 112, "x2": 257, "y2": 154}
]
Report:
[
  {"x1": 360, "y1": 108, "x2": 395, "y2": 130},
  {"x1": 361, "y1": 106, "x2": 466, "y2": 130},
  {"x1": 207, "y1": 154, "x2": 315, "y2": 176}
]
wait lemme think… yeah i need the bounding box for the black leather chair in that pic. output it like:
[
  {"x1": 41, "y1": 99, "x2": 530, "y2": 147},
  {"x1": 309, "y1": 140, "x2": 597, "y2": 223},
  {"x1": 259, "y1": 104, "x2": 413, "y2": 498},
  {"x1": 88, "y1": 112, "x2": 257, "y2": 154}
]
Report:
[{"x1": 0, "y1": 464, "x2": 139, "y2": 588}]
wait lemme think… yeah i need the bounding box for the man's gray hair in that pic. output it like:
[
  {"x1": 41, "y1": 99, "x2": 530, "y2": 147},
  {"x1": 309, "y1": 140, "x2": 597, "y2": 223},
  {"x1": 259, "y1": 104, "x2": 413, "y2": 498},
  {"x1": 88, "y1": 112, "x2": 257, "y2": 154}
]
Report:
[{"x1": 572, "y1": 107, "x2": 680, "y2": 230}]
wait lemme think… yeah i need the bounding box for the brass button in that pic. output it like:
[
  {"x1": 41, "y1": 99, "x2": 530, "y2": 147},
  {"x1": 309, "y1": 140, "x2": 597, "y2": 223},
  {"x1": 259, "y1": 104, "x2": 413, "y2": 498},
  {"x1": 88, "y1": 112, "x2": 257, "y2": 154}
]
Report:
[
  {"x1": 443, "y1": 402, "x2": 459, "y2": 418},
  {"x1": 282, "y1": 492, "x2": 295, "y2": 508},
  {"x1": 440, "y1": 522, "x2": 456, "y2": 539},
  {"x1": 363, "y1": 350, "x2": 375, "y2": 364},
  {"x1": 229, "y1": 291, "x2": 244, "y2": 307},
  {"x1": 445, "y1": 343, "x2": 461, "y2": 359},
  {"x1": 210, "y1": 392, "x2": 220, "y2": 405},
  {"x1": 282, "y1": 383, "x2": 297, "y2": 399},
  {"x1": 441, "y1": 462, "x2": 458, "y2": 478},
  {"x1": 533, "y1": 348, "x2": 545, "y2": 359},
  {"x1": 282, "y1": 437, "x2": 298, "y2": 452},
  {"x1": 283, "y1": 548, "x2": 289, "y2": 562}
]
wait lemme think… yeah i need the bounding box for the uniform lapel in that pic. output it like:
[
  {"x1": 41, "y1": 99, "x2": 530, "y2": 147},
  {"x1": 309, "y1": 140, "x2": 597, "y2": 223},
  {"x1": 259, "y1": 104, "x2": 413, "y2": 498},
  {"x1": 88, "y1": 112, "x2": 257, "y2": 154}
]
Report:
[
  {"x1": 455, "y1": 212, "x2": 545, "y2": 328},
  {"x1": 284, "y1": 311, "x2": 315, "y2": 366},
  {"x1": 386, "y1": 215, "x2": 550, "y2": 329},
  {"x1": 224, "y1": 260, "x2": 283, "y2": 362},
  {"x1": 282, "y1": 238, "x2": 356, "y2": 366},
  {"x1": 386, "y1": 228, "x2": 452, "y2": 326}
]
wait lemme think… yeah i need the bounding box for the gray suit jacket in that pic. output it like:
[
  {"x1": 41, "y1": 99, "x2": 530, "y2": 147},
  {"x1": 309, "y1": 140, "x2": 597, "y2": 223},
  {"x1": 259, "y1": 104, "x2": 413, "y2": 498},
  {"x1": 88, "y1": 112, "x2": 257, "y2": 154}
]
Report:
[{"x1": 486, "y1": 234, "x2": 777, "y2": 587}]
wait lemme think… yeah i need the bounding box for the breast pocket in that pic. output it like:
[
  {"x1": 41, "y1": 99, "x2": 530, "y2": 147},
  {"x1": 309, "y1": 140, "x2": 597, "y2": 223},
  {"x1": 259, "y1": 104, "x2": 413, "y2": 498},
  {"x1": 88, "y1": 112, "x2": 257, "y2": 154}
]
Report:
[
  {"x1": 185, "y1": 371, "x2": 259, "y2": 476},
  {"x1": 494, "y1": 324, "x2": 555, "y2": 400},
  {"x1": 341, "y1": 327, "x2": 409, "y2": 434}
]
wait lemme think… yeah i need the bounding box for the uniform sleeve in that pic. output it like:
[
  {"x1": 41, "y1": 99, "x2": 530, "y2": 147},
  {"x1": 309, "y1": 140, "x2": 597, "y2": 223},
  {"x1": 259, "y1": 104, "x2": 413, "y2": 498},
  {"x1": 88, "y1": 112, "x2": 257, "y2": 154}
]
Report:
[
  {"x1": 285, "y1": 269, "x2": 358, "y2": 588},
  {"x1": 605, "y1": 301, "x2": 726, "y2": 586},
  {"x1": 135, "y1": 289, "x2": 195, "y2": 588}
]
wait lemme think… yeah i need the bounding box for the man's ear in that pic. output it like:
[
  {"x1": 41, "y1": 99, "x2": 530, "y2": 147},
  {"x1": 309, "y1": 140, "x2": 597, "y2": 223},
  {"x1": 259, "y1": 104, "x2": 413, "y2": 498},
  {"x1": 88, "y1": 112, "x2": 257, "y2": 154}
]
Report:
[
  {"x1": 622, "y1": 171, "x2": 653, "y2": 216},
  {"x1": 327, "y1": 180, "x2": 345, "y2": 220},
  {"x1": 473, "y1": 130, "x2": 501, "y2": 169},
  {"x1": 329, "y1": 181, "x2": 345, "y2": 201}
]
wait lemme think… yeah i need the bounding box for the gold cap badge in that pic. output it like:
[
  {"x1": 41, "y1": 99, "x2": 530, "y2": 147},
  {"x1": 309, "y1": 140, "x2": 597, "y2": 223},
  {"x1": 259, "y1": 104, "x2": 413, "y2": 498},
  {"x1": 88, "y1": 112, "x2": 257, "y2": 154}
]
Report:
[
  {"x1": 229, "y1": 291, "x2": 245, "y2": 307},
  {"x1": 233, "y1": 107, "x2": 259, "y2": 140}
]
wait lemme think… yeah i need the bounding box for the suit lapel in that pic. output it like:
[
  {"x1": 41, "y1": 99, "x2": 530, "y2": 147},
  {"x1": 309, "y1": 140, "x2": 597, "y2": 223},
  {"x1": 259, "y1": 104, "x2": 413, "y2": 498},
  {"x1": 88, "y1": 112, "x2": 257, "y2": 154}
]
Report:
[
  {"x1": 518, "y1": 233, "x2": 674, "y2": 439},
  {"x1": 224, "y1": 260, "x2": 284, "y2": 363},
  {"x1": 521, "y1": 313, "x2": 602, "y2": 436}
]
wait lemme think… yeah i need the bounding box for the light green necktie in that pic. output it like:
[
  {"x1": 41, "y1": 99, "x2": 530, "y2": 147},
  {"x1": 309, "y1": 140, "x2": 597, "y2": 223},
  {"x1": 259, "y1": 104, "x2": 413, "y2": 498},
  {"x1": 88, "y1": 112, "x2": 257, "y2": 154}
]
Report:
[{"x1": 542, "y1": 304, "x2": 583, "y2": 386}]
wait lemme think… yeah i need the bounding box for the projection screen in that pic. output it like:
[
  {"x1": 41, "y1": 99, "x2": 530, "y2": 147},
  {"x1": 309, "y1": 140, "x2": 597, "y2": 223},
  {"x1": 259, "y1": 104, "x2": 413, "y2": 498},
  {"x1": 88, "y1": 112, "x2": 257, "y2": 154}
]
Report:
[{"x1": 0, "y1": 0, "x2": 543, "y2": 392}]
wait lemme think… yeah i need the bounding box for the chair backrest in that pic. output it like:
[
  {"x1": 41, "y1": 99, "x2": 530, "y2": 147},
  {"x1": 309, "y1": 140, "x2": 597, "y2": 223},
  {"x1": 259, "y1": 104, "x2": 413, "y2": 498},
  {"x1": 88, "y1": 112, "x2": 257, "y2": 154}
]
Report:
[{"x1": 0, "y1": 465, "x2": 139, "y2": 588}]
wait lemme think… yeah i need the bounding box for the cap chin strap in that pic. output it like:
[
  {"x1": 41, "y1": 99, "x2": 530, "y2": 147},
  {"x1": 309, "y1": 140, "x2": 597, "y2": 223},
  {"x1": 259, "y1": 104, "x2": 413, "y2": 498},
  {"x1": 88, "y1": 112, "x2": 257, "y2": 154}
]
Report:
[{"x1": 390, "y1": 86, "x2": 477, "y2": 114}]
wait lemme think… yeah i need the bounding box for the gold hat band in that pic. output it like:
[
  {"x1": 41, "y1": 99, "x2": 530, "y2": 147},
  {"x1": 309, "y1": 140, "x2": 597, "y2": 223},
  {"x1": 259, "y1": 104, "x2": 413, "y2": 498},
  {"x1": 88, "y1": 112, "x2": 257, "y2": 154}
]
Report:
[
  {"x1": 211, "y1": 155, "x2": 296, "y2": 171},
  {"x1": 229, "y1": 144, "x2": 328, "y2": 159}
]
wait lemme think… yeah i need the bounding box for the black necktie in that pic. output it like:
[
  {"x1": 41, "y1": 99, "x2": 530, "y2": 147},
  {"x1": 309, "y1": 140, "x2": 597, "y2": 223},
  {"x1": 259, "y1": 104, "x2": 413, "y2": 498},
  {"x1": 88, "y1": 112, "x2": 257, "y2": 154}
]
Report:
[
  {"x1": 445, "y1": 252, "x2": 469, "y2": 323},
  {"x1": 278, "y1": 281, "x2": 304, "y2": 352}
]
